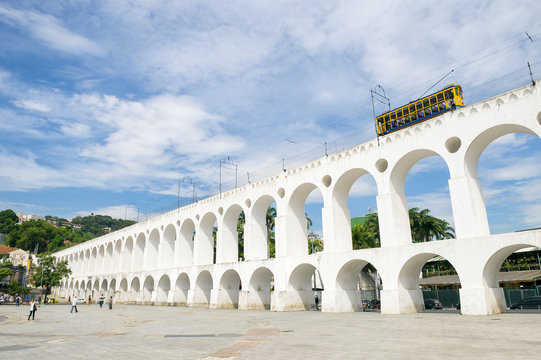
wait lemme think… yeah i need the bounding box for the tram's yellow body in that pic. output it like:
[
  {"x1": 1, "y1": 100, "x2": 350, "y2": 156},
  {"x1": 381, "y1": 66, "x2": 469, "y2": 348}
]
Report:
[{"x1": 376, "y1": 85, "x2": 464, "y2": 136}]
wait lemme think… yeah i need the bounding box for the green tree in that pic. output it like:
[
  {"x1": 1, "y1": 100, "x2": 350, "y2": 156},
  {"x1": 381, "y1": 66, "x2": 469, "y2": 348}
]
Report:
[
  {"x1": 0, "y1": 261, "x2": 14, "y2": 280},
  {"x1": 32, "y1": 253, "x2": 71, "y2": 300},
  {"x1": 237, "y1": 211, "x2": 245, "y2": 261},
  {"x1": 0, "y1": 209, "x2": 18, "y2": 234},
  {"x1": 266, "y1": 207, "x2": 276, "y2": 258},
  {"x1": 408, "y1": 208, "x2": 454, "y2": 242},
  {"x1": 6, "y1": 280, "x2": 29, "y2": 296}
]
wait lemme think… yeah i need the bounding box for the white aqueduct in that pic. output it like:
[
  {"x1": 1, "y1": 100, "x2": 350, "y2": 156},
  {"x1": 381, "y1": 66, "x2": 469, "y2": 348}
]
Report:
[{"x1": 52, "y1": 82, "x2": 541, "y2": 315}]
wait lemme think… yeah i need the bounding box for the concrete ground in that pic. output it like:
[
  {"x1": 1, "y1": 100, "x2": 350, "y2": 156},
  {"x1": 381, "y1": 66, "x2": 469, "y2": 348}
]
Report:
[{"x1": 0, "y1": 304, "x2": 540, "y2": 359}]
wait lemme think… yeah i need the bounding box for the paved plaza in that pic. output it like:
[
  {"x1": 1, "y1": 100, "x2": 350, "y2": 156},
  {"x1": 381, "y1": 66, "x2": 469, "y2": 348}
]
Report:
[{"x1": 0, "y1": 304, "x2": 540, "y2": 359}]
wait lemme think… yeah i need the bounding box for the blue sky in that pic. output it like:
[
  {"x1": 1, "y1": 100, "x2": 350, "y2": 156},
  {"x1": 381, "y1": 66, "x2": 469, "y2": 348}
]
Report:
[{"x1": 0, "y1": 1, "x2": 540, "y2": 235}]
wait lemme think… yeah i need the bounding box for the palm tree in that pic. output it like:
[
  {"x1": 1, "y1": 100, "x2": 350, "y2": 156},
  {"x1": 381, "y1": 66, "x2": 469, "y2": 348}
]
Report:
[
  {"x1": 409, "y1": 207, "x2": 455, "y2": 242},
  {"x1": 266, "y1": 207, "x2": 277, "y2": 258}
]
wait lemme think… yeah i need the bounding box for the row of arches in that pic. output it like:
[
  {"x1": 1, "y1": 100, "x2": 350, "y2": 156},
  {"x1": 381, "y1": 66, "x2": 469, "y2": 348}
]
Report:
[{"x1": 57, "y1": 236, "x2": 541, "y2": 314}]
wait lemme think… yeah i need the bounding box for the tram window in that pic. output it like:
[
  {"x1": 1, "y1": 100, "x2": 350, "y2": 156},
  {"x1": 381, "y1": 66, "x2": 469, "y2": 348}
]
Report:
[
  {"x1": 397, "y1": 110, "x2": 402, "y2": 117},
  {"x1": 437, "y1": 93, "x2": 443, "y2": 102},
  {"x1": 403, "y1": 108, "x2": 409, "y2": 115},
  {"x1": 445, "y1": 90, "x2": 453, "y2": 99},
  {"x1": 409, "y1": 104, "x2": 416, "y2": 113},
  {"x1": 423, "y1": 99, "x2": 429, "y2": 108},
  {"x1": 384, "y1": 115, "x2": 390, "y2": 123},
  {"x1": 390, "y1": 113, "x2": 396, "y2": 120},
  {"x1": 377, "y1": 117, "x2": 383, "y2": 124},
  {"x1": 416, "y1": 102, "x2": 422, "y2": 110},
  {"x1": 429, "y1": 96, "x2": 436, "y2": 105}
]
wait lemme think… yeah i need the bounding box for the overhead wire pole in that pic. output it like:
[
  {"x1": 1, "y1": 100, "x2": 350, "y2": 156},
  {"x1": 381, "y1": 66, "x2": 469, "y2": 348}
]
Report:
[
  {"x1": 370, "y1": 85, "x2": 390, "y2": 145},
  {"x1": 181, "y1": 176, "x2": 196, "y2": 204},
  {"x1": 219, "y1": 156, "x2": 238, "y2": 198}
]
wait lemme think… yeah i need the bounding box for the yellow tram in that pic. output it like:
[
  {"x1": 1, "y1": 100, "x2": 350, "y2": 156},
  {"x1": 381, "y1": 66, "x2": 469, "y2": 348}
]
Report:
[{"x1": 376, "y1": 85, "x2": 464, "y2": 136}]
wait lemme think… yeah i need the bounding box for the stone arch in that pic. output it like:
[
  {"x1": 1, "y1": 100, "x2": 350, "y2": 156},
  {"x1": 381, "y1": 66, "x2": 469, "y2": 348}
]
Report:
[
  {"x1": 174, "y1": 273, "x2": 190, "y2": 306},
  {"x1": 335, "y1": 259, "x2": 382, "y2": 312},
  {"x1": 156, "y1": 274, "x2": 171, "y2": 305},
  {"x1": 192, "y1": 270, "x2": 213, "y2": 307},
  {"x1": 287, "y1": 182, "x2": 325, "y2": 256},
  {"x1": 114, "y1": 240, "x2": 122, "y2": 273},
  {"x1": 142, "y1": 275, "x2": 155, "y2": 304},
  {"x1": 245, "y1": 267, "x2": 274, "y2": 310},
  {"x1": 97, "y1": 245, "x2": 105, "y2": 274},
  {"x1": 219, "y1": 204, "x2": 245, "y2": 263},
  {"x1": 332, "y1": 168, "x2": 379, "y2": 251},
  {"x1": 464, "y1": 124, "x2": 539, "y2": 179},
  {"x1": 195, "y1": 212, "x2": 217, "y2": 265},
  {"x1": 179, "y1": 219, "x2": 195, "y2": 266},
  {"x1": 217, "y1": 269, "x2": 241, "y2": 309},
  {"x1": 161, "y1": 224, "x2": 176, "y2": 268},
  {"x1": 100, "y1": 279, "x2": 108, "y2": 292},
  {"x1": 122, "y1": 237, "x2": 133, "y2": 272},
  {"x1": 105, "y1": 243, "x2": 114, "y2": 274},
  {"x1": 287, "y1": 263, "x2": 322, "y2": 310},
  {"x1": 109, "y1": 278, "x2": 117, "y2": 293},
  {"x1": 398, "y1": 252, "x2": 462, "y2": 313},
  {"x1": 90, "y1": 248, "x2": 97, "y2": 274},
  {"x1": 388, "y1": 148, "x2": 452, "y2": 245},
  {"x1": 145, "y1": 228, "x2": 160, "y2": 269},
  {"x1": 482, "y1": 244, "x2": 539, "y2": 288},
  {"x1": 120, "y1": 278, "x2": 128, "y2": 292},
  {"x1": 251, "y1": 194, "x2": 277, "y2": 260},
  {"x1": 133, "y1": 233, "x2": 146, "y2": 271},
  {"x1": 130, "y1": 277, "x2": 141, "y2": 292}
]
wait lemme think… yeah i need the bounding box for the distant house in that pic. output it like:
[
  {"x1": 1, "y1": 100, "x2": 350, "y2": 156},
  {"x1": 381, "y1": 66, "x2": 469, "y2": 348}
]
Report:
[
  {"x1": 0, "y1": 245, "x2": 29, "y2": 287},
  {"x1": 16, "y1": 212, "x2": 45, "y2": 224}
]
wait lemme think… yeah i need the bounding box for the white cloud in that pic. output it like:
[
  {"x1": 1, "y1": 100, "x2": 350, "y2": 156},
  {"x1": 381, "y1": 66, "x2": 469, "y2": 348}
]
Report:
[
  {"x1": 0, "y1": 4, "x2": 103, "y2": 56},
  {"x1": 12, "y1": 99, "x2": 51, "y2": 112}
]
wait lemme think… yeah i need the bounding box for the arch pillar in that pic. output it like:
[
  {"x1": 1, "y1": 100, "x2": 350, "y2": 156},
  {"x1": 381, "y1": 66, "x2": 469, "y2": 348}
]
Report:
[
  {"x1": 380, "y1": 289, "x2": 424, "y2": 314},
  {"x1": 376, "y1": 191, "x2": 412, "y2": 247},
  {"x1": 321, "y1": 204, "x2": 353, "y2": 252},
  {"x1": 448, "y1": 175, "x2": 490, "y2": 239},
  {"x1": 458, "y1": 287, "x2": 506, "y2": 315},
  {"x1": 210, "y1": 288, "x2": 238, "y2": 309}
]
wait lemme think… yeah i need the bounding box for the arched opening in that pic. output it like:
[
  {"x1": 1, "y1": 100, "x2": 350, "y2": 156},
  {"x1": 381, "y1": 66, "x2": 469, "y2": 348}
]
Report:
[
  {"x1": 134, "y1": 233, "x2": 146, "y2": 270},
  {"x1": 484, "y1": 244, "x2": 541, "y2": 311},
  {"x1": 391, "y1": 149, "x2": 455, "y2": 245},
  {"x1": 333, "y1": 168, "x2": 380, "y2": 250},
  {"x1": 220, "y1": 204, "x2": 245, "y2": 263},
  {"x1": 100, "y1": 279, "x2": 108, "y2": 293},
  {"x1": 195, "y1": 212, "x2": 217, "y2": 265},
  {"x1": 335, "y1": 259, "x2": 382, "y2": 312},
  {"x1": 92, "y1": 279, "x2": 99, "y2": 300},
  {"x1": 162, "y1": 224, "x2": 176, "y2": 267},
  {"x1": 251, "y1": 195, "x2": 277, "y2": 260},
  {"x1": 97, "y1": 245, "x2": 105, "y2": 274},
  {"x1": 145, "y1": 229, "x2": 160, "y2": 270},
  {"x1": 178, "y1": 219, "x2": 195, "y2": 266},
  {"x1": 114, "y1": 240, "x2": 122, "y2": 273},
  {"x1": 156, "y1": 275, "x2": 171, "y2": 305},
  {"x1": 399, "y1": 253, "x2": 462, "y2": 313},
  {"x1": 217, "y1": 269, "x2": 241, "y2": 309},
  {"x1": 174, "y1": 273, "x2": 190, "y2": 306},
  {"x1": 288, "y1": 263, "x2": 324, "y2": 311},
  {"x1": 119, "y1": 278, "x2": 128, "y2": 302},
  {"x1": 245, "y1": 267, "x2": 274, "y2": 310},
  {"x1": 122, "y1": 237, "x2": 133, "y2": 272},
  {"x1": 287, "y1": 183, "x2": 324, "y2": 257},
  {"x1": 477, "y1": 133, "x2": 541, "y2": 234},
  {"x1": 109, "y1": 278, "x2": 117, "y2": 300},
  {"x1": 105, "y1": 243, "x2": 113, "y2": 274},
  {"x1": 192, "y1": 270, "x2": 213, "y2": 307},
  {"x1": 84, "y1": 250, "x2": 90, "y2": 275},
  {"x1": 129, "y1": 277, "x2": 140, "y2": 304},
  {"x1": 90, "y1": 248, "x2": 97, "y2": 274},
  {"x1": 142, "y1": 276, "x2": 154, "y2": 304}
]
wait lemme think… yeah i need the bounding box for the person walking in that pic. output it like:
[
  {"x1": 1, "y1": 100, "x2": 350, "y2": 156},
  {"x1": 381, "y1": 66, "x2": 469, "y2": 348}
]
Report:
[
  {"x1": 28, "y1": 299, "x2": 37, "y2": 320},
  {"x1": 71, "y1": 296, "x2": 78, "y2": 313},
  {"x1": 107, "y1": 296, "x2": 113, "y2": 310},
  {"x1": 87, "y1": 295, "x2": 91, "y2": 306},
  {"x1": 15, "y1": 295, "x2": 20, "y2": 307},
  {"x1": 99, "y1": 294, "x2": 105, "y2": 308}
]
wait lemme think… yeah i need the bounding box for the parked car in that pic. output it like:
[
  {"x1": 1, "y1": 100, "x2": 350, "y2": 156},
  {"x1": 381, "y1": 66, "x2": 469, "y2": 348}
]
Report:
[
  {"x1": 424, "y1": 298, "x2": 442, "y2": 310},
  {"x1": 509, "y1": 296, "x2": 541, "y2": 309}
]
